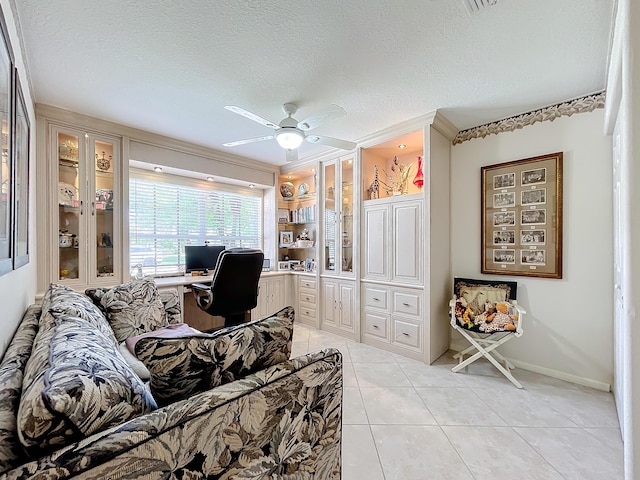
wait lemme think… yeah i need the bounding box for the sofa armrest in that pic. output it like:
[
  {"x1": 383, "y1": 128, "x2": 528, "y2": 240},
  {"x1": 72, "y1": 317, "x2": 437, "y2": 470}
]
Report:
[{"x1": 4, "y1": 348, "x2": 343, "y2": 479}]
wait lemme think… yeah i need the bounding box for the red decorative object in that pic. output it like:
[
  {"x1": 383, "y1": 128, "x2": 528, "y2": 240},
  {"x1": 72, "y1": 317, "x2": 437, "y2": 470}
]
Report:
[{"x1": 413, "y1": 156, "x2": 424, "y2": 189}]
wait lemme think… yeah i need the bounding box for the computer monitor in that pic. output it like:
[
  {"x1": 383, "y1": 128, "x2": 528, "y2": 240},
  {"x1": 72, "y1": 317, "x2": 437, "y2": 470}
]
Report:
[{"x1": 184, "y1": 245, "x2": 225, "y2": 273}]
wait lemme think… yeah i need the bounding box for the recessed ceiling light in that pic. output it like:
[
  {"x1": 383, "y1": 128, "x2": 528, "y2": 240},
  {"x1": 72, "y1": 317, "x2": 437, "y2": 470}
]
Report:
[
  {"x1": 348, "y1": 159, "x2": 353, "y2": 164},
  {"x1": 311, "y1": 168, "x2": 316, "y2": 173},
  {"x1": 398, "y1": 144, "x2": 407, "y2": 149},
  {"x1": 288, "y1": 175, "x2": 292, "y2": 179},
  {"x1": 206, "y1": 176, "x2": 214, "y2": 182},
  {"x1": 153, "y1": 166, "x2": 163, "y2": 172}
]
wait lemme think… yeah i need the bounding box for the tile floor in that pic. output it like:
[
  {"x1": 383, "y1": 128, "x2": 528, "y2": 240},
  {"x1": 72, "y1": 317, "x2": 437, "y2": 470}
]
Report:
[{"x1": 291, "y1": 323, "x2": 624, "y2": 479}]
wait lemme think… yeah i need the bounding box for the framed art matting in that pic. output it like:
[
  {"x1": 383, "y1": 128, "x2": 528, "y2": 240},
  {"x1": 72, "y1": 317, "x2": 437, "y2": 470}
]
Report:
[{"x1": 481, "y1": 152, "x2": 563, "y2": 278}]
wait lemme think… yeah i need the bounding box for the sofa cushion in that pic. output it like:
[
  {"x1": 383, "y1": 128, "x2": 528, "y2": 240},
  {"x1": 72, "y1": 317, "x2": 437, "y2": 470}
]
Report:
[
  {"x1": 17, "y1": 315, "x2": 157, "y2": 454},
  {"x1": 159, "y1": 288, "x2": 182, "y2": 325},
  {"x1": 85, "y1": 279, "x2": 168, "y2": 343},
  {"x1": 48, "y1": 299, "x2": 117, "y2": 346},
  {"x1": 135, "y1": 306, "x2": 294, "y2": 405}
]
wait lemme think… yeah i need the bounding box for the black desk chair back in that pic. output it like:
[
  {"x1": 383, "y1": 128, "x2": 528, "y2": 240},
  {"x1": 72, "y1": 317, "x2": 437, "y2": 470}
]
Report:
[{"x1": 191, "y1": 248, "x2": 264, "y2": 327}]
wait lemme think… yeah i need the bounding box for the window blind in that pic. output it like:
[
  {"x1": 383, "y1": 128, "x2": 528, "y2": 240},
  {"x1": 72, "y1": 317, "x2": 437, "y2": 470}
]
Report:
[{"x1": 129, "y1": 170, "x2": 262, "y2": 275}]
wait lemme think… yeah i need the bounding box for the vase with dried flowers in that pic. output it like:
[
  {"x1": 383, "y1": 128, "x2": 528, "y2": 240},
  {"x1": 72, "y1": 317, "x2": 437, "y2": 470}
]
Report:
[{"x1": 380, "y1": 156, "x2": 412, "y2": 196}]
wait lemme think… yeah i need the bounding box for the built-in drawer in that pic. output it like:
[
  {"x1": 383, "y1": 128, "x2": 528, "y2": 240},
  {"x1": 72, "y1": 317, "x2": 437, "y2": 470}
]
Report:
[
  {"x1": 364, "y1": 312, "x2": 389, "y2": 341},
  {"x1": 299, "y1": 277, "x2": 317, "y2": 290},
  {"x1": 393, "y1": 318, "x2": 422, "y2": 351},
  {"x1": 364, "y1": 285, "x2": 388, "y2": 310},
  {"x1": 393, "y1": 291, "x2": 421, "y2": 317},
  {"x1": 298, "y1": 302, "x2": 316, "y2": 319},
  {"x1": 299, "y1": 290, "x2": 316, "y2": 305}
]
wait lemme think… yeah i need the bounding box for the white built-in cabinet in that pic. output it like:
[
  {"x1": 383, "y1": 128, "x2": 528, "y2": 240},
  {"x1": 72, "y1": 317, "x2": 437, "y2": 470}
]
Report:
[
  {"x1": 252, "y1": 275, "x2": 286, "y2": 319},
  {"x1": 37, "y1": 117, "x2": 122, "y2": 292},
  {"x1": 359, "y1": 114, "x2": 456, "y2": 363},
  {"x1": 321, "y1": 278, "x2": 356, "y2": 339},
  {"x1": 363, "y1": 197, "x2": 422, "y2": 285}
]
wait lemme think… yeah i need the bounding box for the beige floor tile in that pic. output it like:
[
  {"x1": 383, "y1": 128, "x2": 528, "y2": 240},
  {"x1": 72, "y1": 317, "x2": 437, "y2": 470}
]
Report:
[
  {"x1": 416, "y1": 387, "x2": 507, "y2": 426},
  {"x1": 399, "y1": 361, "x2": 468, "y2": 388},
  {"x1": 514, "y1": 426, "x2": 623, "y2": 479},
  {"x1": 341, "y1": 425, "x2": 384, "y2": 480},
  {"x1": 360, "y1": 386, "x2": 437, "y2": 425},
  {"x1": 347, "y1": 342, "x2": 399, "y2": 363},
  {"x1": 443, "y1": 425, "x2": 563, "y2": 479},
  {"x1": 472, "y1": 386, "x2": 579, "y2": 427},
  {"x1": 353, "y1": 361, "x2": 412, "y2": 387},
  {"x1": 372, "y1": 425, "x2": 473, "y2": 479},
  {"x1": 343, "y1": 386, "x2": 369, "y2": 424},
  {"x1": 342, "y1": 362, "x2": 358, "y2": 387}
]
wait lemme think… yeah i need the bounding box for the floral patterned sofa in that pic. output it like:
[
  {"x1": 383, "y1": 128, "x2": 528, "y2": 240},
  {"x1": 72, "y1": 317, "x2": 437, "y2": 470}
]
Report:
[{"x1": 0, "y1": 281, "x2": 343, "y2": 479}]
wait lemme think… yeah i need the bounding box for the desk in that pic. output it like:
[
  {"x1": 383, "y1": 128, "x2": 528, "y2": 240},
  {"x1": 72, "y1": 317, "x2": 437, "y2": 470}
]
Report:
[{"x1": 154, "y1": 271, "x2": 291, "y2": 331}]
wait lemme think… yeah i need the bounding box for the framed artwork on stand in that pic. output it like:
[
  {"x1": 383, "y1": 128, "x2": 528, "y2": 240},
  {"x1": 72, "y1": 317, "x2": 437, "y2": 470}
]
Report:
[
  {"x1": 279, "y1": 230, "x2": 294, "y2": 247},
  {"x1": 481, "y1": 152, "x2": 563, "y2": 279}
]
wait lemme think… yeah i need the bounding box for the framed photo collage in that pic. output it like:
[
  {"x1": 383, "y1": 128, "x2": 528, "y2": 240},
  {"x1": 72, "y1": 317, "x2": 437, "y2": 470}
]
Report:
[{"x1": 481, "y1": 152, "x2": 563, "y2": 278}]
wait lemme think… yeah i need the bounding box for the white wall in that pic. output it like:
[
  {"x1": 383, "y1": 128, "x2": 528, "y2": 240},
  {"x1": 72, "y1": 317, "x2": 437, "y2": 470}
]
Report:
[
  {"x1": 451, "y1": 109, "x2": 613, "y2": 388},
  {"x1": 0, "y1": 0, "x2": 37, "y2": 357},
  {"x1": 605, "y1": 0, "x2": 640, "y2": 476}
]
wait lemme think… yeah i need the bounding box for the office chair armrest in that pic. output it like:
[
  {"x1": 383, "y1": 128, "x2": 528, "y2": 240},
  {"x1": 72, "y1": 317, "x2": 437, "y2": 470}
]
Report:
[{"x1": 191, "y1": 283, "x2": 213, "y2": 309}]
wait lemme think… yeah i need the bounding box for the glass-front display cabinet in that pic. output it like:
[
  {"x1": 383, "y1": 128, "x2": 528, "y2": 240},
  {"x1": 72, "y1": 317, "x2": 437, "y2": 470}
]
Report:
[
  {"x1": 53, "y1": 125, "x2": 120, "y2": 286},
  {"x1": 322, "y1": 155, "x2": 355, "y2": 275}
]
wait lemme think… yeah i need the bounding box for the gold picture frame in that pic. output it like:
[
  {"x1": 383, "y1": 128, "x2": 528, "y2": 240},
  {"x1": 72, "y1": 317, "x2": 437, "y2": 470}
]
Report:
[{"x1": 481, "y1": 152, "x2": 563, "y2": 278}]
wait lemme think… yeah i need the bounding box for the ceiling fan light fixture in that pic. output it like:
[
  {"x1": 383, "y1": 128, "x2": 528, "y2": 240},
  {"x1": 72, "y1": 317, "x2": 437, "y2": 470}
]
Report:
[{"x1": 275, "y1": 128, "x2": 305, "y2": 150}]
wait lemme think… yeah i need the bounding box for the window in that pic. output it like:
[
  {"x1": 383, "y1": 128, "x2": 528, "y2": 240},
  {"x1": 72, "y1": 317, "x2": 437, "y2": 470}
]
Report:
[{"x1": 129, "y1": 170, "x2": 263, "y2": 275}]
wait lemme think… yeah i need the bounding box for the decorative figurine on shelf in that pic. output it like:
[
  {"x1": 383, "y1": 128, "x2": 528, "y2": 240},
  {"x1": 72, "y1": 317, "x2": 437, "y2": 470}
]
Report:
[
  {"x1": 413, "y1": 156, "x2": 424, "y2": 189},
  {"x1": 96, "y1": 151, "x2": 111, "y2": 171},
  {"x1": 366, "y1": 165, "x2": 380, "y2": 200},
  {"x1": 299, "y1": 228, "x2": 310, "y2": 240},
  {"x1": 380, "y1": 156, "x2": 412, "y2": 196},
  {"x1": 280, "y1": 181, "x2": 295, "y2": 198},
  {"x1": 297, "y1": 182, "x2": 309, "y2": 195}
]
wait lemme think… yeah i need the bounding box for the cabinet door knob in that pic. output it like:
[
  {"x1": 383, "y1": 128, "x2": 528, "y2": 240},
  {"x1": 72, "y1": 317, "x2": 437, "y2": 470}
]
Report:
[
  {"x1": 402, "y1": 302, "x2": 411, "y2": 306},
  {"x1": 372, "y1": 324, "x2": 379, "y2": 329}
]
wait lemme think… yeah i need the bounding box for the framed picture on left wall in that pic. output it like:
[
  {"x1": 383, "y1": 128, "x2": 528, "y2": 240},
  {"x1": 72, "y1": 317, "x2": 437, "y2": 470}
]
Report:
[
  {"x1": 13, "y1": 70, "x2": 30, "y2": 269},
  {"x1": 0, "y1": 6, "x2": 14, "y2": 276}
]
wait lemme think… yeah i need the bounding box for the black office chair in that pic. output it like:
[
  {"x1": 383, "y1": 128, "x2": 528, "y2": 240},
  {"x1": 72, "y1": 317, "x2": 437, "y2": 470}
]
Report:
[{"x1": 191, "y1": 248, "x2": 264, "y2": 327}]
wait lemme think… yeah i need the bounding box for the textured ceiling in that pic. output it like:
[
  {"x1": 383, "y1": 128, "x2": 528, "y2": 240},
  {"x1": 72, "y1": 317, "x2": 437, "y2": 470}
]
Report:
[{"x1": 15, "y1": 0, "x2": 615, "y2": 166}]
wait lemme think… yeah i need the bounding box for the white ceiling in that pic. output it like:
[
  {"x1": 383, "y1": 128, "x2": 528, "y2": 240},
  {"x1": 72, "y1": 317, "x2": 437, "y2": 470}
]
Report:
[{"x1": 15, "y1": 0, "x2": 615, "y2": 166}]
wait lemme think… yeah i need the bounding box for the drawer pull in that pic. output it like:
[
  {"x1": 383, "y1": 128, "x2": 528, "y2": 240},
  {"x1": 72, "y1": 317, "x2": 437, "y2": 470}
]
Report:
[
  {"x1": 402, "y1": 302, "x2": 411, "y2": 306},
  {"x1": 402, "y1": 332, "x2": 410, "y2": 336},
  {"x1": 372, "y1": 324, "x2": 379, "y2": 329},
  {"x1": 373, "y1": 297, "x2": 380, "y2": 301},
  {"x1": 305, "y1": 296, "x2": 310, "y2": 301}
]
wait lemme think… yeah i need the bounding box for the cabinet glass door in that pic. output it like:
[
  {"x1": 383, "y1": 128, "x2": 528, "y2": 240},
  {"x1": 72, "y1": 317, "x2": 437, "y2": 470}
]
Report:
[
  {"x1": 323, "y1": 162, "x2": 336, "y2": 272},
  {"x1": 91, "y1": 137, "x2": 115, "y2": 279},
  {"x1": 341, "y1": 158, "x2": 354, "y2": 272},
  {"x1": 57, "y1": 130, "x2": 82, "y2": 280}
]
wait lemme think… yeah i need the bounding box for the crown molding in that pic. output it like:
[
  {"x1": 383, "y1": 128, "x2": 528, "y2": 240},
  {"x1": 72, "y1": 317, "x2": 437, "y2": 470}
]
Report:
[
  {"x1": 35, "y1": 103, "x2": 278, "y2": 175},
  {"x1": 453, "y1": 91, "x2": 606, "y2": 145}
]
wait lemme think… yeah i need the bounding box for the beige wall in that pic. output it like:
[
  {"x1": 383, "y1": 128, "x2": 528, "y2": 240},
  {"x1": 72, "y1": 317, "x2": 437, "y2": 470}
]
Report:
[
  {"x1": 451, "y1": 109, "x2": 613, "y2": 388},
  {"x1": 0, "y1": 0, "x2": 37, "y2": 357}
]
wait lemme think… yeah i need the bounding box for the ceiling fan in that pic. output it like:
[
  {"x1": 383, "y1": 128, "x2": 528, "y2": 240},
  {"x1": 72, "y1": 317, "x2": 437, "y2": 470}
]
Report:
[{"x1": 223, "y1": 103, "x2": 357, "y2": 162}]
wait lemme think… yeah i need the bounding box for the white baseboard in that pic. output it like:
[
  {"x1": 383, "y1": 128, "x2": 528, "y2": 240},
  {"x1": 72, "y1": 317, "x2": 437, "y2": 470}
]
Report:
[{"x1": 448, "y1": 342, "x2": 611, "y2": 392}]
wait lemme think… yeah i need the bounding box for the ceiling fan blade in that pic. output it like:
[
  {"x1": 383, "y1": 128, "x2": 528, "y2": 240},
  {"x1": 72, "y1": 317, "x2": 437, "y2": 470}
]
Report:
[
  {"x1": 297, "y1": 104, "x2": 347, "y2": 131},
  {"x1": 285, "y1": 149, "x2": 299, "y2": 163},
  {"x1": 223, "y1": 135, "x2": 274, "y2": 147},
  {"x1": 224, "y1": 105, "x2": 278, "y2": 128},
  {"x1": 306, "y1": 135, "x2": 356, "y2": 151}
]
